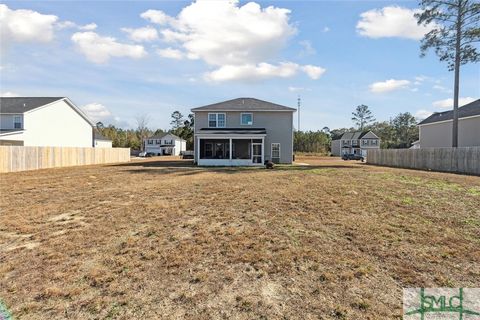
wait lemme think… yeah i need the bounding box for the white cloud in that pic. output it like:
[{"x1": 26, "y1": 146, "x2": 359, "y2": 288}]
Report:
[
  {"x1": 205, "y1": 62, "x2": 325, "y2": 82},
  {"x1": 121, "y1": 26, "x2": 158, "y2": 42},
  {"x1": 369, "y1": 79, "x2": 410, "y2": 93},
  {"x1": 415, "y1": 109, "x2": 433, "y2": 120},
  {"x1": 357, "y1": 6, "x2": 436, "y2": 40},
  {"x1": 288, "y1": 86, "x2": 310, "y2": 92},
  {"x1": 432, "y1": 97, "x2": 476, "y2": 109},
  {"x1": 156, "y1": 47, "x2": 184, "y2": 60},
  {"x1": 323, "y1": 26, "x2": 330, "y2": 33},
  {"x1": 0, "y1": 91, "x2": 20, "y2": 97},
  {"x1": 301, "y1": 65, "x2": 326, "y2": 80},
  {"x1": 56, "y1": 21, "x2": 97, "y2": 31},
  {"x1": 71, "y1": 32, "x2": 147, "y2": 63},
  {"x1": 299, "y1": 40, "x2": 316, "y2": 56},
  {"x1": 141, "y1": 1, "x2": 324, "y2": 82},
  {"x1": 141, "y1": 9, "x2": 172, "y2": 25},
  {"x1": 79, "y1": 23, "x2": 97, "y2": 31},
  {"x1": 0, "y1": 4, "x2": 58, "y2": 44},
  {"x1": 81, "y1": 103, "x2": 112, "y2": 123}
]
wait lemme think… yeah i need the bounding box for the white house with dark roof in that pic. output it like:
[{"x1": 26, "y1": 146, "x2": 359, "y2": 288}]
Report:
[
  {"x1": 191, "y1": 97, "x2": 296, "y2": 166},
  {"x1": 94, "y1": 130, "x2": 113, "y2": 148},
  {"x1": 0, "y1": 97, "x2": 97, "y2": 147},
  {"x1": 143, "y1": 133, "x2": 186, "y2": 156},
  {"x1": 417, "y1": 99, "x2": 479, "y2": 148},
  {"x1": 331, "y1": 131, "x2": 380, "y2": 157}
]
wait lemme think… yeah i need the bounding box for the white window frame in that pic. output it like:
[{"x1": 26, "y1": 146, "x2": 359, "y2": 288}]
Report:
[
  {"x1": 13, "y1": 116, "x2": 22, "y2": 129},
  {"x1": 240, "y1": 113, "x2": 253, "y2": 125},
  {"x1": 271, "y1": 143, "x2": 280, "y2": 162},
  {"x1": 208, "y1": 113, "x2": 226, "y2": 128}
]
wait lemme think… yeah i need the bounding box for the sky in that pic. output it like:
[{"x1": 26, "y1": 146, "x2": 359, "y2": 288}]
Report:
[{"x1": 1, "y1": 0, "x2": 479, "y2": 130}]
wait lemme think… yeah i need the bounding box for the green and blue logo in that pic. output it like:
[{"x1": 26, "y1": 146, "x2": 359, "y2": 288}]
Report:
[
  {"x1": 404, "y1": 288, "x2": 480, "y2": 320},
  {"x1": 0, "y1": 300, "x2": 13, "y2": 320}
]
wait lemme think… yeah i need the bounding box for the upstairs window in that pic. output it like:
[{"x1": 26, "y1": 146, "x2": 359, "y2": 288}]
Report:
[
  {"x1": 148, "y1": 140, "x2": 153, "y2": 145},
  {"x1": 14, "y1": 116, "x2": 22, "y2": 129},
  {"x1": 241, "y1": 113, "x2": 253, "y2": 125},
  {"x1": 362, "y1": 139, "x2": 368, "y2": 145},
  {"x1": 371, "y1": 139, "x2": 378, "y2": 145},
  {"x1": 208, "y1": 113, "x2": 226, "y2": 128}
]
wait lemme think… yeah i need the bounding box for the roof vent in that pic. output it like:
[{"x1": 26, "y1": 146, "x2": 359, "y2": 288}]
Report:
[{"x1": 23, "y1": 103, "x2": 26, "y2": 107}]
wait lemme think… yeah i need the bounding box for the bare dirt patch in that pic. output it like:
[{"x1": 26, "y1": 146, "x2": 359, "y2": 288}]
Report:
[{"x1": 0, "y1": 156, "x2": 479, "y2": 319}]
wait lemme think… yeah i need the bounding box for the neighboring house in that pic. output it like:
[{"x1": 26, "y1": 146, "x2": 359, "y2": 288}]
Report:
[
  {"x1": 417, "y1": 99, "x2": 479, "y2": 148},
  {"x1": 191, "y1": 97, "x2": 295, "y2": 166},
  {"x1": 0, "y1": 97, "x2": 96, "y2": 147},
  {"x1": 94, "y1": 131, "x2": 112, "y2": 148},
  {"x1": 143, "y1": 133, "x2": 186, "y2": 156},
  {"x1": 331, "y1": 131, "x2": 380, "y2": 157}
]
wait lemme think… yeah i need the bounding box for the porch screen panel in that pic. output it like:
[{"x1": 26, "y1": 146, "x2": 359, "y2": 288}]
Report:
[{"x1": 232, "y1": 139, "x2": 251, "y2": 159}]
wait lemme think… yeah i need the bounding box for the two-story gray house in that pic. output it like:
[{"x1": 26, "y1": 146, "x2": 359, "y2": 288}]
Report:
[
  {"x1": 191, "y1": 98, "x2": 296, "y2": 166},
  {"x1": 331, "y1": 131, "x2": 380, "y2": 157}
]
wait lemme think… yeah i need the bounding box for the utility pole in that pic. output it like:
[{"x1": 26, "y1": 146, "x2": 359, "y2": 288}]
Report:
[{"x1": 297, "y1": 95, "x2": 301, "y2": 132}]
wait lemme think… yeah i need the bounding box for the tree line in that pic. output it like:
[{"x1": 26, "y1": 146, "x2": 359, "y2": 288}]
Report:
[
  {"x1": 96, "y1": 111, "x2": 194, "y2": 150},
  {"x1": 294, "y1": 105, "x2": 419, "y2": 153}
]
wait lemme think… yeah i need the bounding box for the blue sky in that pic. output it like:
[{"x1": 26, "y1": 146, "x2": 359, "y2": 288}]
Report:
[{"x1": 1, "y1": 0, "x2": 478, "y2": 130}]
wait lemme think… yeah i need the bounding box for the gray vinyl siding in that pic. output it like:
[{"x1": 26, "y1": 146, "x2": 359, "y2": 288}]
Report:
[
  {"x1": 419, "y1": 116, "x2": 480, "y2": 148},
  {"x1": 194, "y1": 111, "x2": 294, "y2": 163},
  {"x1": 331, "y1": 140, "x2": 341, "y2": 156}
]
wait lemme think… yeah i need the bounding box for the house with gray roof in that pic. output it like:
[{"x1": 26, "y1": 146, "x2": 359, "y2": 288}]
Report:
[
  {"x1": 331, "y1": 131, "x2": 380, "y2": 157},
  {"x1": 191, "y1": 98, "x2": 296, "y2": 166},
  {"x1": 0, "y1": 97, "x2": 100, "y2": 147},
  {"x1": 417, "y1": 99, "x2": 479, "y2": 148},
  {"x1": 143, "y1": 133, "x2": 186, "y2": 156}
]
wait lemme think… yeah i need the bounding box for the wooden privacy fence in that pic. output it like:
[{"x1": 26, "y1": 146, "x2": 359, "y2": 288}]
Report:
[
  {"x1": 0, "y1": 146, "x2": 130, "y2": 173},
  {"x1": 367, "y1": 147, "x2": 480, "y2": 175}
]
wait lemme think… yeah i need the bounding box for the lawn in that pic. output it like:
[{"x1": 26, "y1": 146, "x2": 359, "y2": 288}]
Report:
[{"x1": 1, "y1": 156, "x2": 479, "y2": 319}]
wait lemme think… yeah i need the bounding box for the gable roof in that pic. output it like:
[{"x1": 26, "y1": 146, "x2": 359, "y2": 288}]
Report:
[
  {"x1": 418, "y1": 99, "x2": 480, "y2": 125},
  {"x1": 146, "y1": 133, "x2": 185, "y2": 141},
  {"x1": 94, "y1": 130, "x2": 111, "y2": 141},
  {"x1": 334, "y1": 131, "x2": 379, "y2": 140},
  {"x1": 191, "y1": 98, "x2": 296, "y2": 112},
  {"x1": 0, "y1": 97, "x2": 64, "y2": 113}
]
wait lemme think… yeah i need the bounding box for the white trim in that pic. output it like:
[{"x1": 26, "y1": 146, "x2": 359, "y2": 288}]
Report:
[
  {"x1": 195, "y1": 134, "x2": 266, "y2": 139},
  {"x1": 240, "y1": 113, "x2": 253, "y2": 125},
  {"x1": 23, "y1": 97, "x2": 96, "y2": 127},
  {"x1": 271, "y1": 143, "x2": 280, "y2": 162},
  {"x1": 192, "y1": 109, "x2": 295, "y2": 113},
  {"x1": 418, "y1": 114, "x2": 480, "y2": 127},
  {"x1": 0, "y1": 130, "x2": 25, "y2": 137},
  {"x1": 207, "y1": 112, "x2": 226, "y2": 128}
]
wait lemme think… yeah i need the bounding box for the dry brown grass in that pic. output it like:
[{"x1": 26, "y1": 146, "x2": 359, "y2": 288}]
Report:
[{"x1": 1, "y1": 156, "x2": 479, "y2": 319}]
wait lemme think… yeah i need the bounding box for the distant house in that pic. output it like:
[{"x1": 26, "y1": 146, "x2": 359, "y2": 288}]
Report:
[
  {"x1": 94, "y1": 131, "x2": 112, "y2": 148},
  {"x1": 143, "y1": 133, "x2": 186, "y2": 156},
  {"x1": 331, "y1": 131, "x2": 380, "y2": 157},
  {"x1": 0, "y1": 97, "x2": 97, "y2": 147},
  {"x1": 417, "y1": 99, "x2": 479, "y2": 148},
  {"x1": 191, "y1": 97, "x2": 295, "y2": 166}
]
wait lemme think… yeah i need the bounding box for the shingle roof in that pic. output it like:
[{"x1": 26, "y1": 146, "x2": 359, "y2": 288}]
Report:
[
  {"x1": 146, "y1": 133, "x2": 185, "y2": 140},
  {"x1": 94, "y1": 131, "x2": 111, "y2": 141},
  {"x1": 191, "y1": 98, "x2": 296, "y2": 112},
  {"x1": 333, "y1": 131, "x2": 376, "y2": 141},
  {"x1": 0, "y1": 97, "x2": 64, "y2": 113},
  {"x1": 418, "y1": 99, "x2": 480, "y2": 125},
  {"x1": 199, "y1": 128, "x2": 267, "y2": 134}
]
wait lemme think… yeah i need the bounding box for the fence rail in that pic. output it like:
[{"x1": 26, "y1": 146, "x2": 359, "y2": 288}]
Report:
[
  {"x1": 367, "y1": 147, "x2": 480, "y2": 175},
  {"x1": 0, "y1": 146, "x2": 130, "y2": 173}
]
